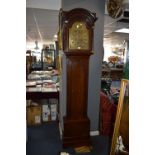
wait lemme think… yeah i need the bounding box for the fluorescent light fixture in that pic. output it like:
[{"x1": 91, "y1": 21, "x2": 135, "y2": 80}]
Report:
[{"x1": 115, "y1": 28, "x2": 129, "y2": 33}]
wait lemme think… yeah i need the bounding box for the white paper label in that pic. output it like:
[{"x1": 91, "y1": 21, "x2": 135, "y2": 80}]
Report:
[{"x1": 35, "y1": 115, "x2": 41, "y2": 123}]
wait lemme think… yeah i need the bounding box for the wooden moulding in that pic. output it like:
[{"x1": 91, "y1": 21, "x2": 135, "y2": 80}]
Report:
[
  {"x1": 63, "y1": 117, "x2": 91, "y2": 148},
  {"x1": 110, "y1": 79, "x2": 129, "y2": 155}
]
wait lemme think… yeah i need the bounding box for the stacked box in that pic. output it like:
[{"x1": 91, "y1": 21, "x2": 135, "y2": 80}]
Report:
[
  {"x1": 49, "y1": 99, "x2": 58, "y2": 121},
  {"x1": 26, "y1": 106, "x2": 42, "y2": 125},
  {"x1": 42, "y1": 105, "x2": 51, "y2": 122},
  {"x1": 51, "y1": 104, "x2": 57, "y2": 121}
]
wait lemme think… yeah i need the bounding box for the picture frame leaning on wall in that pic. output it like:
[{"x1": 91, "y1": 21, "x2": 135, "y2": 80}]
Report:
[{"x1": 110, "y1": 79, "x2": 129, "y2": 155}]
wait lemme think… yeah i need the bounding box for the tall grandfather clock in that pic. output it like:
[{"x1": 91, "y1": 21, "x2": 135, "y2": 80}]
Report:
[{"x1": 59, "y1": 8, "x2": 97, "y2": 147}]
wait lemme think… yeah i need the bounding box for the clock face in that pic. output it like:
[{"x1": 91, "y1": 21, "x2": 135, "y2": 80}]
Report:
[{"x1": 69, "y1": 22, "x2": 89, "y2": 50}]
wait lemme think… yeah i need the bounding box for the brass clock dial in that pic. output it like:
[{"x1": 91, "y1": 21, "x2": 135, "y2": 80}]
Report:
[{"x1": 69, "y1": 22, "x2": 89, "y2": 50}]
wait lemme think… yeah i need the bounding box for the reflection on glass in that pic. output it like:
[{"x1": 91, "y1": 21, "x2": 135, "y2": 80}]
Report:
[
  {"x1": 31, "y1": 50, "x2": 42, "y2": 69},
  {"x1": 42, "y1": 47, "x2": 55, "y2": 70}
]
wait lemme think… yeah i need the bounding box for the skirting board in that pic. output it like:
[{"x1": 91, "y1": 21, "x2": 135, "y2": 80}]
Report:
[
  {"x1": 59, "y1": 122, "x2": 63, "y2": 139},
  {"x1": 90, "y1": 131, "x2": 99, "y2": 136},
  {"x1": 59, "y1": 123, "x2": 99, "y2": 138}
]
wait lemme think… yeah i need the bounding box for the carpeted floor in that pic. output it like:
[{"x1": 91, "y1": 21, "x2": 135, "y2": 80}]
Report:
[{"x1": 26, "y1": 121, "x2": 111, "y2": 155}]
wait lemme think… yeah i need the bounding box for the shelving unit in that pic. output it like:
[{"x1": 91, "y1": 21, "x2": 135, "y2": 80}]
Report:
[{"x1": 102, "y1": 68, "x2": 124, "y2": 80}]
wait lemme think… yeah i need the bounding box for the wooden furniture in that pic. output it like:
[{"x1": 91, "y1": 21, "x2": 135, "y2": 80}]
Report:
[
  {"x1": 110, "y1": 79, "x2": 129, "y2": 155},
  {"x1": 26, "y1": 69, "x2": 60, "y2": 132},
  {"x1": 59, "y1": 8, "x2": 97, "y2": 147},
  {"x1": 26, "y1": 70, "x2": 59, "y2": 100},
  {"x1": 26, "y1": 84, "x2": 59, "y2": 127},
  {"x1": 102, "y1": 68, "x2": 124, "y2": 80},
  {"x1": 26, "y1": 91, "x2": 59, "y2": 100}
]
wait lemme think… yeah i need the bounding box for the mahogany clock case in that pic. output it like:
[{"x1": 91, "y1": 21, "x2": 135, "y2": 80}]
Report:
[{"x1": 59, "y1": 8, "x2": 97, "y2": 148}]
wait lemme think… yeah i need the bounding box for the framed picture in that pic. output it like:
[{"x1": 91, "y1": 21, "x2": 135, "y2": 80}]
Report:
[{"x1": 110, "y1": 79, "x2": 129, "y2": 155}]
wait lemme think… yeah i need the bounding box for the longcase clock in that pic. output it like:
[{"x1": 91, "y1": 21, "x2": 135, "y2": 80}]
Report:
[{"x1": 60, "y1": 8, "x2": 97, "y2": 148}]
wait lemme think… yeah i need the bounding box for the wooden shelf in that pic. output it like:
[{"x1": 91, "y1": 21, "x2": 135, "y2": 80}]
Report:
[{"x1": 102, "y1": 68, "x2": 124, "y2": 80}]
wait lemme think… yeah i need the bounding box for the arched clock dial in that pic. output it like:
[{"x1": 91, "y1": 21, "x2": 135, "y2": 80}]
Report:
[{"x1": 69, "y1": 22, "x2": 89, "y2": 50}]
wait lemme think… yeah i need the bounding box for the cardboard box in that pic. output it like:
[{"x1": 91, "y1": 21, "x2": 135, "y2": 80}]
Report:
[
  {"x1": 27, "y1": 106, "x2": 42, "y2": 125},
  {"x1": 51, "y1": 104, "x2": 57, "y2": 121},
  {"x1": 42, "y1": 105, "x2": 51, "y2": 122}
]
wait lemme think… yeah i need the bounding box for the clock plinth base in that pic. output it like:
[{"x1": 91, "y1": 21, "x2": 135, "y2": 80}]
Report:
[{"x1": 63, "y1": 117, "x2": 91, "y2": 148}]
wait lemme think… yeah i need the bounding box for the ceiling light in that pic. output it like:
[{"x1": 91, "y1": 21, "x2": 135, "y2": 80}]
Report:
[
  {"x1": 54, "y1": 34, "x2": 58, "y2": 38},
  {"x1": 115, "y1": 28, "x2": 129, "y2": 33}
]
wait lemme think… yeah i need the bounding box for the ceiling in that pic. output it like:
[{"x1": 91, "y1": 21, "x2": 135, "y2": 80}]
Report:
[
  {"x1": 104, "y1": 1, "x2": 129, "y2": 47},
  {"x1": 26, "y1": 0, "x2": 129, "y2": 48},
  {"x1": 26, "y1": 8, "x2": 59, "y2": 44}
]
